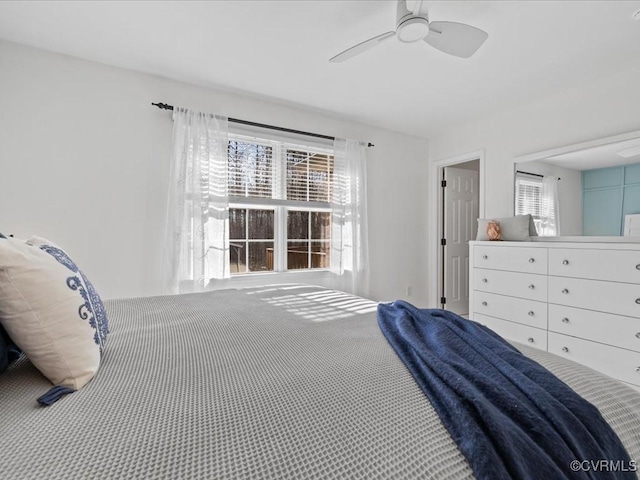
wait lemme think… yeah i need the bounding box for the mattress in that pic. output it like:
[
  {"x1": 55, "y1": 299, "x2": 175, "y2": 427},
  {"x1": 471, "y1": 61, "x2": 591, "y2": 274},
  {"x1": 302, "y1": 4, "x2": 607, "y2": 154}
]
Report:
[{"x1": 1, "y1": 284, "x2": 639, "y2": 479}]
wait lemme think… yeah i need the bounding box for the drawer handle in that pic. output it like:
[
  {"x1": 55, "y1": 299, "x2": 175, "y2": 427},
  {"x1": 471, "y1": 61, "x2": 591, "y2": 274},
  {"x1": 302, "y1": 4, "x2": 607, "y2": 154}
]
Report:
[
  {"x1": 482, "y1": 301, "x2": 488, "y2": 306},
  {"x1": 562, "y1": 260, "x2": 569, "y2": 265},
  {"x1": 482, "y1": 255, "x2": 488, "y2": 260},
  {"x1": 528, "y1": 258, "x2": 535, "y2": 263},
  {"x1": 636, "y1": 332, "x2": 640, "y2": 339},
  {"x1": 528, "y1": 284, "x2": 535, "y2": 290},
  {"x1": 562, "y1": 289, "x2": 569, "y2": 294},
  {"x1": 528, "y1": 311, "x2": 535, "y2": 316},
  {"x1": 482, "y1": 278, "x2": 488, "y2": 283},
  {"x1": 527, "y1": 337, "x2": 534, "y2": 343},
  {"x1": 636, "y1": 264, "x2": 640, "y2": 271},
  {"x1": 636, "y1": 298, "x2": 640, "y2": 305},
  {"x1": 636, "y1": 367, "x2": 640, "y2": 374},
  {"x1": 561, "y1": 317, "x2": 570, "y2": 324},
  {"x1": 562, "y1": 346, "x2": 569, "y2": 353}
]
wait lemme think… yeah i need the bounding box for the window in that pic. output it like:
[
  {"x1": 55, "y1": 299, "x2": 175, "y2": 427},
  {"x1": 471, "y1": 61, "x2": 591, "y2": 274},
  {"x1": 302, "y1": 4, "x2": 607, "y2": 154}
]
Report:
[
  {"x1": 166, "y1": 109, "x2": 366, "y2": 294},
  {"x1": 287, "y1": 210, "x2": 331, "y2": 270},
  {"x1": 515, "y1": 174, "x2": 542, "y2": 225},
  {"x1": 226, "y1": 134, "x2": 333, "y2": 274},
  {"x1": 515, "y1": 172, "x2": 558, "y2": 235},
  {"x1": 229, "y1": 208, "x2": 274, "y2": 274}
]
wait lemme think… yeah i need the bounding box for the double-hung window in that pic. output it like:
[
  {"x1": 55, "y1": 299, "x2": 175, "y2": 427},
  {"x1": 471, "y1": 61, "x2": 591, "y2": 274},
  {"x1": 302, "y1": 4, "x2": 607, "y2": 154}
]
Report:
[{"x1": 227, "y1": 134, "x2": 333, "y2": 274}]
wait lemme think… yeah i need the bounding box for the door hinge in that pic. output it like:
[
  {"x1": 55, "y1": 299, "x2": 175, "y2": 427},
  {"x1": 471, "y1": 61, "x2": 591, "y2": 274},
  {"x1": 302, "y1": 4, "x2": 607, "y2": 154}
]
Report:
[
  {"x1": 441, "y1": 296, "x2": 446, "y2": 305},
  {"x1": 440, "y1": 238, "x2": 446, "y2": 246},
  {"x1": 441, "y1": 180, "x2": 447, "y2": 187}
]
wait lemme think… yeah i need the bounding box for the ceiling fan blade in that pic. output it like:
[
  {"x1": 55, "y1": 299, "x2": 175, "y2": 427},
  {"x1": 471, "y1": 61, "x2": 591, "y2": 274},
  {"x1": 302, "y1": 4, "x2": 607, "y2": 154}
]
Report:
[
  {"x1": 425, "y1": 21, "x2": 488, "y2": 58},
  {"x1": 329, "y1": 31, "x2": 396, "y2": 63}
]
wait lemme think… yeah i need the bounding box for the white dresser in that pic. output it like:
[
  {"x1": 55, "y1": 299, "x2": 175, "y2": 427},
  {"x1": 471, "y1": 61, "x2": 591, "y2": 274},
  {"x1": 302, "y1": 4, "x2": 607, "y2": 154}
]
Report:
[{"x1": 469, "y1": 240, "x2": 640, "y2": 391}]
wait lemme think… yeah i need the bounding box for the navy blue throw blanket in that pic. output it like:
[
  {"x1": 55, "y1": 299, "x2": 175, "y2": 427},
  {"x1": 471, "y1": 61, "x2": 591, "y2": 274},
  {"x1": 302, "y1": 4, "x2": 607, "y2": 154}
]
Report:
[{"x1": 377, "y1": 301, "x2": 635, "y2": 480}]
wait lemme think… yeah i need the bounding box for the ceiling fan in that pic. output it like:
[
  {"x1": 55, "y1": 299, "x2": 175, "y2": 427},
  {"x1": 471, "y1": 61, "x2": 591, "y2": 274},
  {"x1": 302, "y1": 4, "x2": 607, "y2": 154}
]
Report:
[{"x1": 329, "y1": 0, "x2": 488, "y2": 63}]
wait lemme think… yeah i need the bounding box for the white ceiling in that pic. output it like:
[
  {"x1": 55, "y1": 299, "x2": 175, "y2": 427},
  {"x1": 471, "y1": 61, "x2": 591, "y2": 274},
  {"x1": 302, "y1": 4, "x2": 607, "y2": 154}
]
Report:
[
  {"x1": 1, "y1": 1, "x2": 640, "y2": 139},
  {"x1": 544, "y1": 136, "x2": 640, "y2": 171}
]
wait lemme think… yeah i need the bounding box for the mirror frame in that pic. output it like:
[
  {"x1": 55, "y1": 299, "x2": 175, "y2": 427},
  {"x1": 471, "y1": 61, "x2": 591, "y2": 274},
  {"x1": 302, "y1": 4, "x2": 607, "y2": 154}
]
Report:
[{"x1": 514, "y1": 129, "x2": 640, "y2": 165}]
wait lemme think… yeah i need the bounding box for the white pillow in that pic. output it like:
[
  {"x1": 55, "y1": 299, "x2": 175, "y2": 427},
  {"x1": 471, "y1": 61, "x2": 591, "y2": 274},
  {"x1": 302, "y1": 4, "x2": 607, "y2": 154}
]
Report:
[
  {"x1": 0, "y1": 236, "x2": 108, "y2": 392},
  {"x1": 476, "y1": 215, "x2": 534, "y2": 241}
]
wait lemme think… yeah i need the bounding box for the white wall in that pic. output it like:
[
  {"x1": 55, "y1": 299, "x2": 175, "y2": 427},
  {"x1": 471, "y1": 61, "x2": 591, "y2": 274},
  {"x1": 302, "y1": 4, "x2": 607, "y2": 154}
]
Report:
[
  {"x1": 0, "y1": 40, "x2": 429, "y2": 303},
  {"x1": 429, "y1": 63, "x2": 640, "y2": 220},
  {"x1": 426, "y1": 63, "x2": 640, "y2": 306}
]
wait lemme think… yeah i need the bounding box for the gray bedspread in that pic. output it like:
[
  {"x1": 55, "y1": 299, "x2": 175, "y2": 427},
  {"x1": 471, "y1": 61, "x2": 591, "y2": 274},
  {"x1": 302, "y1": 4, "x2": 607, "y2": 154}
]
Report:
[{"x1": 1, "y1": 285, "x2": 639, "y2": 479}]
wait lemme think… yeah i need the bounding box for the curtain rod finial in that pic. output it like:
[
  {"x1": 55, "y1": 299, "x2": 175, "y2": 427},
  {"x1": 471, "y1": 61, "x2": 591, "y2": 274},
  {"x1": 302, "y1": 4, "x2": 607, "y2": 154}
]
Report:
[{"x1": 152, "y1": 102, "x2": 174, "y2": 110}]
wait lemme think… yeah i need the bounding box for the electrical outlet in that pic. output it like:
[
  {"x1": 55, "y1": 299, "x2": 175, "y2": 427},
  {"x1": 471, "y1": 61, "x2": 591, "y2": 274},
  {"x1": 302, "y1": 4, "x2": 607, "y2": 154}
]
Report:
[{"x1": 406, "y1": 286, "x2": 412, "y2": 296}]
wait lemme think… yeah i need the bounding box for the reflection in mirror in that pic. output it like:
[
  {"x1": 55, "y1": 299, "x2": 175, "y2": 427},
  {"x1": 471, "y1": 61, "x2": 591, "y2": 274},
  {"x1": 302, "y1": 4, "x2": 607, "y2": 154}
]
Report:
[
  {"x1": 514, "y1": 131, "x2": 640, "y2": 237},
  {"x1": 514, "y1": 162, "x2": 581, "y2": 236}
]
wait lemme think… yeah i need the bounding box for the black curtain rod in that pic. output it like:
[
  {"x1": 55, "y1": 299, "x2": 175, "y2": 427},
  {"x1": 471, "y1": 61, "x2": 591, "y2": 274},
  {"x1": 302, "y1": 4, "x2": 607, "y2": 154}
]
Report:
[
  {"x1": 152, "y1": 102, "x2": 374, "y2": 147},
  {"x1": 516, "y1": 170, "x2": 561, "y2": 180}
]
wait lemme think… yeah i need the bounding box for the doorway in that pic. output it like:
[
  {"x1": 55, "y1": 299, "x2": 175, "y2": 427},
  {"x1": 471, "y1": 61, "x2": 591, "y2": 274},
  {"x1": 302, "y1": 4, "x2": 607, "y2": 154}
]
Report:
[
  {"x1": 441, "y1": 161, "x2": 479, "y2": 315},
  {"x1": 427, "y1": 151, "x2": 484, "y2": 313}
]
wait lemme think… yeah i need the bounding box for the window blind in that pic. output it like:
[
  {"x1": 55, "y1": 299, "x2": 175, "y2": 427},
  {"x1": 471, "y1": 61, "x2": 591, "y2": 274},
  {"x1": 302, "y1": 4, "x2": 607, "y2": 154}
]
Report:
[
  {"x1": 515, "y1": 174, "x2": 543, "y2": 217},
  {"x1": 227, "y1": 139, "x2": 274, "y2": 199},
  {"x1": 286, "y1": 149, "x2": 333, "y2": 203},
  {"x1": 227, "y1": 135, "x2": 334, "y2": 204}
]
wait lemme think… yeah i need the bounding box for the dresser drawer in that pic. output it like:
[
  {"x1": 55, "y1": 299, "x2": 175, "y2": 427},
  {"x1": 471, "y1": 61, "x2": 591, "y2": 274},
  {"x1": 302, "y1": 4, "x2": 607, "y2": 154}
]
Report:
[
  {"x1": 474, "y1": 314, "x2": 547, "y2": 350},
  {"x1": 549, "y1": 304, "x2": 640, "y2": 353},
  {"x1": 548, "y1": 276, "x2": 640, "y2": 318},
  {"x1": 549, "y1": 248, "x2": 640, "y2": 284},
  {"x1": 474, "y1": 268, "x2": 547, "y2": 302},
  {"x1": 548, "y1": 332, "x2": 640, "y2": 387},
  {"x1": 474, "y1": 245, "x2": 547, "y2": 275},
  {"x1": 474, "y1": 292, "x2": 547, "y2": 329}
]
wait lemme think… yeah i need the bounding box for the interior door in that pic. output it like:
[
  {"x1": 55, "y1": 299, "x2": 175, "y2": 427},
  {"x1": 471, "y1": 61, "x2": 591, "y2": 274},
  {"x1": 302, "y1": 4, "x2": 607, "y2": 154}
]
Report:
[{"x1": 443, "y1": 166, "x2": 479, "y2": 315}]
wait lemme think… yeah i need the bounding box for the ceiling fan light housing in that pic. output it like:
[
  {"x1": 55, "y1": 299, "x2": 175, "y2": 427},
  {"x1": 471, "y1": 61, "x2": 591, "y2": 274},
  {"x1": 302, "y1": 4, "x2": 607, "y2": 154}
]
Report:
[{"x1": 397, "y1": 17, "x2": 430, "y2": 43}]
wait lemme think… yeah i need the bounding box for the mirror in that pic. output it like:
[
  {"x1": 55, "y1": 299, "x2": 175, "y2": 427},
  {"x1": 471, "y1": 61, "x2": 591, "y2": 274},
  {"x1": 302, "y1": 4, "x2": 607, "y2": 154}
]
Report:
[{"x1": 514, "y1": 130, "x2": 640, "y2": 237}]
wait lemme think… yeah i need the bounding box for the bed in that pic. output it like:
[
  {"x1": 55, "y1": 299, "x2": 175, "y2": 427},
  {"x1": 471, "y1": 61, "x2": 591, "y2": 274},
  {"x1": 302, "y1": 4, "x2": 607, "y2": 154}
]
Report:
[{"x1": 1, "y1": 284, "x2": 639, "y2": 479}]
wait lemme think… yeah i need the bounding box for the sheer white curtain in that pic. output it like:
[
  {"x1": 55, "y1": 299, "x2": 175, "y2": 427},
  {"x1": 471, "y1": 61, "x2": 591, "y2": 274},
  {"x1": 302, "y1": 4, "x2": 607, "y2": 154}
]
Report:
[
  {"x1": 330, "y1": 138, "x2": 369, "y2": 296},
  {"x1": 539, "y1": 175, "x2": 560, "y2": 236},
  {"x1": 163, "y1": 108, "x2": 230, "y2": 294}
]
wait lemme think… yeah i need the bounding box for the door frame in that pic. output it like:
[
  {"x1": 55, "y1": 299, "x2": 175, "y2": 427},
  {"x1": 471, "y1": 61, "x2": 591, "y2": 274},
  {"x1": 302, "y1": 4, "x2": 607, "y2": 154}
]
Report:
[{"x1": 427, "y1": 150, "x2": 485, "y2": 309}]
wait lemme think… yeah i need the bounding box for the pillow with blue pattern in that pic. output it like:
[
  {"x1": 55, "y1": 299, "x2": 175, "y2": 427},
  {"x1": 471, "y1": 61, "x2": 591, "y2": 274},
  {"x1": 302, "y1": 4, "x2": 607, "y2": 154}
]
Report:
[{"x1": 0, "y1": 236, "x2": 108, "y2": 402}]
